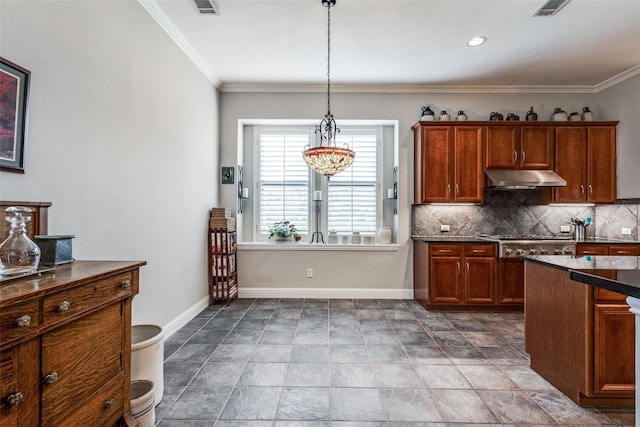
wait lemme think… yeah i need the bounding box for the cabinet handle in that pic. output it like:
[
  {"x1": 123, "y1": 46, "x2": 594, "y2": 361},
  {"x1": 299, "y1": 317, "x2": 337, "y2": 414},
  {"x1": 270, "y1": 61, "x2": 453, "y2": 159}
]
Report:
[
  {"x1": 43, "y1": 372, "x2": 59, "y2": 385},
  {"x1": 56, "y1": 301, "x2": 71, "y2": 312},
  {"x1": 438, "y1": 249, "x2": 452, "y2": 253},
  {"x1": 104, "y1": 398, "x2": 116, "y2": 410},
  {"x1": 615, "y1": 250, "x2": 631, "y2": 254},
  {"x1": 447, "y1": 184, "x2": 451, "y2": 196},
  {"x1": 14, "y1": 315, "x2": 31, "y2": 328},
  {"x1": 588, "y1": 184, "x2": 593, "y2": 195},
  {"x1": 513, "y1": 151, "x2": 517, "y2": 163},
  {"x1": 471, "y1": 249, "x2": 484, "y2": 253},
  {"x1": 580, "y1": 185, "x2": 585, "y2": 196},
  {"x1": 6, "y1": 392, "x2": 24, "y2": 407},
  {"x1": 121, "y1": 279, "x2": 132, "y2": 289},
  {"x1": 456, "y1": 262, "x2": 460, "y2": 275},
  {"x1": 521, "y1": 151, "x2": 526, "y2": 164},
  {"x1": 455, "y1": 184, "x2": 459, "y2": 195},
  {"x1": 466, "y1": 262, "x2": 470, "y2": 275},
  {"x1": 582, "y1": 251, "x2": 595, "y2": 254}
]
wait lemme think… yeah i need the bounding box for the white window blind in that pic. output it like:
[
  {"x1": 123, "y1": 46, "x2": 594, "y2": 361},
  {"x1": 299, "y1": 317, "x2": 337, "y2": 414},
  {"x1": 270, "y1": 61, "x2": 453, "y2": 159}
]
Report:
[
  {"x1": 257, "y1": 128, "x2": 311, "y2": 237},
  {"x1": 327, "y1": 128, "x2": 379, "y2": 233}
]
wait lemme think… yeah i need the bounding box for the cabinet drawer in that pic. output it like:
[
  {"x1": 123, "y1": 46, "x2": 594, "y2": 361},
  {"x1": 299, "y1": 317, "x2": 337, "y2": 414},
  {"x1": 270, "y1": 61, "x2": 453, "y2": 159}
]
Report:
[
  {"x1": 0, "y1": 300, "x2": 40, "y2": 347},
  {"x1": 42, "y1": 272, "x2": 133, "y2": 324},
  {"x1": 57, "y1": 373, "x2": 125, "y2": 427},
  {"x1": 429, "y1": 244, "x2": 461, "y2": 257},
  {"x1": 576, "y1": 245, "x2": 608, "y2": 255},
  {"x1": 609, "y1": 245, "x2": 639, "y2": 256},
  {"x1": 465, "y1": 244, "x2": 496, "y2": 257}
]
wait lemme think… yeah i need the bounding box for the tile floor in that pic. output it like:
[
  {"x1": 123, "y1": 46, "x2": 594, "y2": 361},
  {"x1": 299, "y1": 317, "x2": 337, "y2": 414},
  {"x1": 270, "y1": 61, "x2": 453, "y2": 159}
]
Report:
[{"x1": 156, "y1": 299, "x2": 635, "y2": 426}]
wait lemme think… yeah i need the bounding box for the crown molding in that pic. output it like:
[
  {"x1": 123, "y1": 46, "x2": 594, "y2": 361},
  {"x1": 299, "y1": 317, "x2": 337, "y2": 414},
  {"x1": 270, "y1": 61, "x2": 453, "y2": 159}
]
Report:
[
  {"x1": 594, "y1": 65, "x2": 640, "y2": 93},
  {"x1": 220, "y1": 83, "x2": 597, "y2": 94},
  {"x1": 137, "y1": 0, "x2": 221, "y2": 88}
]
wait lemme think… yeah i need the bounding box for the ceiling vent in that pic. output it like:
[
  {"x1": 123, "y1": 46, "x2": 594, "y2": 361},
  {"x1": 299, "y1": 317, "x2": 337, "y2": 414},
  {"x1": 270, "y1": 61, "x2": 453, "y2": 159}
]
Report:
[
  {"x1": 191, "y1": 0, "x2": 219, "y2": 15},
  {"x1": 532, "y1": 0, "x2": 570, "y2": 17}
]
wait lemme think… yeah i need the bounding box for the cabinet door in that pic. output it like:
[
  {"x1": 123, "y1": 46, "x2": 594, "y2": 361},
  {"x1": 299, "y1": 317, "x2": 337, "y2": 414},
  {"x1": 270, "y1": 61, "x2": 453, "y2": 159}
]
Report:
[
  {"x1": 41, "y1": 304, "x2": 123, "y2": 426},
  {"x1": 413, "y1": 241, "x2": 429, "y2": 308},
  {"x1": 520, "y1": 126, "x2": 554, "y2": 169},
  {"x1": 415, "y1": 126, "x2": 452, "y2": 203},
  {"x1": 554, "y1": 127, "x2": 587, "y2": 203},
  {"x1": 429, "y1": 257, "x2": 463, "y2": 304},
  {"x1": 593, "y1": 304, "x2": 635, "y2": 396},
  {"x1": 464, "y1": 257, "x2": 495, "y2": 304},
  {"x1": 454, "y1": 126, "x2": 484, "y2": 203},
  {"x1": 609, "y1": 245, "x2": 640, "y2": 256},
  {"x1": 0, "y1": 339, "x2": 39, "y2": 427},
  {"x1": 576, "y1": 244, "x2": 609, "y2": 256},
  {"x1": 498, "y1": 259, "x2": 524, "y2": 304},
  {"x1": 485, "y1": 126, "x2": 520, "y2": 169},
  {"x1": 587, "y1": 126, "x2": 616, "y2": 203}
]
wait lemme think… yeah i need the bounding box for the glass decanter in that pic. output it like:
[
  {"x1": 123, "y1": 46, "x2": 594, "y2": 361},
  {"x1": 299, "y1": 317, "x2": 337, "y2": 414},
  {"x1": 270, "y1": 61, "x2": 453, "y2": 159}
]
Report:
[{"x1": 0, "y1": 206, "x2": 41, "y2": 276}]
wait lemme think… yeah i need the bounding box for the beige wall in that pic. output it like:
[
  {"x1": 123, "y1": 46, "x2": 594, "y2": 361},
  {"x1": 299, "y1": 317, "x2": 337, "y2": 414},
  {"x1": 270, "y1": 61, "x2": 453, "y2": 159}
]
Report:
[
  {"x1": 596, "y1": 73, "x2": 640, "y2": 199},
  {"x1": 0, "y1": 0, "x2": 219, "y2": 328}
]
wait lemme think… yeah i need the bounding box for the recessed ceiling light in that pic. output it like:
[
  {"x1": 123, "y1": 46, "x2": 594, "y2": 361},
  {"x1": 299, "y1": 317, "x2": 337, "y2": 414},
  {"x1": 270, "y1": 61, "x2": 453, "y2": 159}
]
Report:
[{"x1": 467, "y1": 36, "x2": 487, "y2": 47}]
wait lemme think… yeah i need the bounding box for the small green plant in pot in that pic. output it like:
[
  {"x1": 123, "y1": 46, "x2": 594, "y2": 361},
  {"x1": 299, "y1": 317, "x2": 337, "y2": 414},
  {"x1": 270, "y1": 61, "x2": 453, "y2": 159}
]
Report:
[{"x1": 269, "y1": 221, "x2": 301, "y2": 242}]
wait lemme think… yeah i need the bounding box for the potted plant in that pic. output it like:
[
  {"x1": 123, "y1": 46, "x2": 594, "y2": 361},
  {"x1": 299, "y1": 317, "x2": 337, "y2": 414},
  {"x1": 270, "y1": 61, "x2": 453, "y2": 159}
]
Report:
[{"x1": 269, "y1": 221, "x2": 301, "y2": 242}]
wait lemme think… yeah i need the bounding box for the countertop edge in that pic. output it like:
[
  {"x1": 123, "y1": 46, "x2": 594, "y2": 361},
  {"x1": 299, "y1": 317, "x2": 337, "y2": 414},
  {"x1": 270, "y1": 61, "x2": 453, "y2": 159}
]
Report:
[{"x1": 569, "y1": 270, "x2": 640, "y2": 299}]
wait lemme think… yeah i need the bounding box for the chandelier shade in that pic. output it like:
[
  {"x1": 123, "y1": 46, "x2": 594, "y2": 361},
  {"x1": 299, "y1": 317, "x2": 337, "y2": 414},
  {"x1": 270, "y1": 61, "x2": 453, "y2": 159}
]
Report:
[{"x1": 303, "y1": 0, "x2": 355, "y2": 179}]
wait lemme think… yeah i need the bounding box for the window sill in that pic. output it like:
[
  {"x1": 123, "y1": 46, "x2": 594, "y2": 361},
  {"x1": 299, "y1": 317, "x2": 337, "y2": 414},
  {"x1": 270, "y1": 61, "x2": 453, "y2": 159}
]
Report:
[{"x1": 237, "y1": 242, "x2": 400, "y2": 252}]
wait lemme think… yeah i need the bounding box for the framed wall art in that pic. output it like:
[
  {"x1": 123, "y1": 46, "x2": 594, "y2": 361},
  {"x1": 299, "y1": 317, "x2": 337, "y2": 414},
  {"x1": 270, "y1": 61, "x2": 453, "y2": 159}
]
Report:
[{"x1": 0, "y1": 57, "x2": 31, "y2": 173}]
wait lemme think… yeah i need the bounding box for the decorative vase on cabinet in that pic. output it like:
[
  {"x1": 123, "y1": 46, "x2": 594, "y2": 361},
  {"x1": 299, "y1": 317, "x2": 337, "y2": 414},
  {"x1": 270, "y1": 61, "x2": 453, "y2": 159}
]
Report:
[{"x1": 377, "y1": 227, "x2": 392, "y2": 244}]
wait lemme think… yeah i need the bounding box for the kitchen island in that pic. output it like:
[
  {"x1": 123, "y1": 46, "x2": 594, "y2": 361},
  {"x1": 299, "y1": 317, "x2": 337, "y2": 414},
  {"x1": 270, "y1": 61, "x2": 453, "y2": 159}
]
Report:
[{"x1": 523, "y1": 254, "x2": 639, "y2": 410}]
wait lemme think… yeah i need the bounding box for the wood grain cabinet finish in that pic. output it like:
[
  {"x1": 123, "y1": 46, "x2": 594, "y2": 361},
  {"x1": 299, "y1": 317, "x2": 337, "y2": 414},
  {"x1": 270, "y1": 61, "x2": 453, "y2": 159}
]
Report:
[
  {"x1": 498, "y1": 259, "x2": 524, "y2": 305},
  {"x1": 0, "y1": 261, "x2": 145, "y2": 427},
  {"x1": 485, "y1": 125, "x2": 554, "y2": 170},
  {"x1": 413, "y1": 124, "x2": 484, "y2": 204},
  {"x1": 417, "y1": 242, "x2": 497, "y2": 309},
  {"x1": 554, "y1": 124, "x2": 617, "y2": 203}
]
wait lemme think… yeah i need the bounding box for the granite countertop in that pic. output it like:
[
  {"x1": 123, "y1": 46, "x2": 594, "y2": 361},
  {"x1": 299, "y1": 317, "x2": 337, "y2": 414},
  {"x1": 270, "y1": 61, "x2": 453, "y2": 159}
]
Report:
[
  {"x1": 522, "y1": 254, "x2": 640, "y2": 298},
  {"x1": 580, "y1": 237, "x2": 640, "y2": 244},
  {"x1": 411, "y1": 235, "x2": 494, "y2": 243}
]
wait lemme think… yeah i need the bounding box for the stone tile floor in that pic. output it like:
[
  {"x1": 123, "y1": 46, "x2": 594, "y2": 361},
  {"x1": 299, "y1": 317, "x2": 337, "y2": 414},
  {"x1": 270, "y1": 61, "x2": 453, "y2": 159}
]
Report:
[{"x1": 156, "y1": 299, "x2": 635, "y2": 426}]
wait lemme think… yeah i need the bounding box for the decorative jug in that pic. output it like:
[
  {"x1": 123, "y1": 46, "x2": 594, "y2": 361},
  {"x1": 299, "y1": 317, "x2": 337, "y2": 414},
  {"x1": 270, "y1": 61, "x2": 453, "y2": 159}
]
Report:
[
  {"x1": 568, "y1": 112, "x2": 581, "y2": 121},
  {"x1": 551, "y1": 107, "x2": 568, "y2": 121},
  {"x1": 439, "y1": 110, "x2": 450, "y2": 121},
  {"x1": 582, "y1": 107, "x2": 594, "y2": 121},
  {"x1": 489, "y1": 112, "x2": 504, "y2": 121},
  {"x1": 506, "y1": 113, "x2": 520, "y2": 121},
  {"x1": 456, "y1": 110, "x2": 468, "y2": 121},
  {"x1": 0, "y1": 207, "x2": 41, "y2": 276},
  {"x1": 525, "y1": 107, "x2": 538, "y2": 121},
  {"x1": 421, "y1": 106, "x2": 435, "y2": 121}
]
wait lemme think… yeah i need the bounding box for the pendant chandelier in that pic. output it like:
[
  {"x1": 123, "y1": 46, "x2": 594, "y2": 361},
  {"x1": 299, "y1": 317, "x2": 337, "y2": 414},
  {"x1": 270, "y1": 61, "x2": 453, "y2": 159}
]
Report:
[{"x1": 303, "y1": 0, "x2": 355, "y2": 179}]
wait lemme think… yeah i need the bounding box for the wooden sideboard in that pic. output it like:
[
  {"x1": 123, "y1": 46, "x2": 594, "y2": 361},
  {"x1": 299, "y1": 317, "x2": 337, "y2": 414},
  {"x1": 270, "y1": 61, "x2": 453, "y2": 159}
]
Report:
[{"x1": 0, "y1": 260, "x2": 146, "y2": 426}]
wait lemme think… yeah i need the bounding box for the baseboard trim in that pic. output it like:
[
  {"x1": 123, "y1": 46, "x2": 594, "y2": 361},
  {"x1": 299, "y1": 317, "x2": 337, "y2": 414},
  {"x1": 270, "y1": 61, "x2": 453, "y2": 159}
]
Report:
[
  {"x1": 162, "y1": 295, "x2": 209, "y2": 339},
  {"x1": 238, "y1": 287, "x2": 414, "y2": 300}
]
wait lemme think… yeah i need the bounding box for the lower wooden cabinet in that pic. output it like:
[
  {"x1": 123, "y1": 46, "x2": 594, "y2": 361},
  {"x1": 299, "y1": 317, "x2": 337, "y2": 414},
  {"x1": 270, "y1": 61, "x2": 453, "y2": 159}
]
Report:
[
  {"x1": 414, "y1": 241, "x2": 507, "y2": 310},
  {"x1": 497, "y1": 259, "x2": 524, "y2": 305},
  {"x1": 0, "y1": 261, "x2": 145, "y2": 427}
]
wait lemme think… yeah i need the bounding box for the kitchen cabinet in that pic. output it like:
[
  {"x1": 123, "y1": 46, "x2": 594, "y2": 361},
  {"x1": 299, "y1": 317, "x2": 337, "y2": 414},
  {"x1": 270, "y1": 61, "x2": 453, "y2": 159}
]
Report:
[
  {"x1": 0, "y1": 261, "x2": 145, "y2": 426},
  {"x1": 485, "y1": 125, "x2": 554, "y2": 170},
  {"x1": 525, "y1": 258, "x2": 634, "y2": 406},
  {"x1": 415, "y1": 242, "x2": 497, "y2": 309},
  {"x1": 413, "y1": 123, "x2": 484, "y2": 204},
  {"x1": 498, "y1": 258, "x2": 524, "y2": 305},
  {"x1": 554, "y1": 124, "x2": 617, "y2": 203},
  {"x1": 576, "y1": 243, "x2": 639, "y2": 256}
]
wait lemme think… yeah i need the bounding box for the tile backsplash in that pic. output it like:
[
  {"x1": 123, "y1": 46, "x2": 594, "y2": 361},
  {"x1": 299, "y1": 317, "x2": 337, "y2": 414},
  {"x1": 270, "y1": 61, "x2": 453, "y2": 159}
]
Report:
[{"x1": 411, "y1": 191, "x2": 639, "y2": 241}]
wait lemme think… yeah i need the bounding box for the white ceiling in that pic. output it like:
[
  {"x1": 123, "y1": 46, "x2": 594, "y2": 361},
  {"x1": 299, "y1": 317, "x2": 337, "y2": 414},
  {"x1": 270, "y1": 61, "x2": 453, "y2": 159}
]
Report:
[{"x1": 145, "y1": 0, "x2": 640, "y2": 91}]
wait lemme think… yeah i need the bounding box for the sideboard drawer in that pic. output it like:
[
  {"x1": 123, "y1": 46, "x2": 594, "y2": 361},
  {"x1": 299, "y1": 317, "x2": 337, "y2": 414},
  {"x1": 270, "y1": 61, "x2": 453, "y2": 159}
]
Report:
[
  {"x1": 0, "y1": 300, "x2": 40, "y2": 347},
  {"x1": 42, "y1": 272, "x2": 133, "y2": 325}
]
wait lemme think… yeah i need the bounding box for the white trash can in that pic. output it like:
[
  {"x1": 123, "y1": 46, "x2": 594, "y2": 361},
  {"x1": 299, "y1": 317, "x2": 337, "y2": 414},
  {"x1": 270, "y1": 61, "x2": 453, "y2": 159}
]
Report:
[
  {"x1": 131, "y1": 324, "x2": 164, "y2": 406},
  {"x1": 130, "y1": 380, "x2": 155, "y2": 427}
]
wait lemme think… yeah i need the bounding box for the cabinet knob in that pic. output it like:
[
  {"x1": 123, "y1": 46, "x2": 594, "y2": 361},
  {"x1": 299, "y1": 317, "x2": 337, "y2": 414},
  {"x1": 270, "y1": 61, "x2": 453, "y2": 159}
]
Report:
[
  {"x1": 14, "y1": 314, "x2": 31, "y2": 328},
  {"x1": 56, "y1": 301, "x2": 70, "y2": 312},
  {"x1": 43, "y1": 372, "x2": 59, "y2": 385},
  {"x1": 120, "y1": 279, "x2": 132, "y2": 289},
  {"x1": 104, "y1": 398, "x2": 116, "y2": 410},
  {"x1": 6, "y1": 392, "x2": 24, "y2": 407}
]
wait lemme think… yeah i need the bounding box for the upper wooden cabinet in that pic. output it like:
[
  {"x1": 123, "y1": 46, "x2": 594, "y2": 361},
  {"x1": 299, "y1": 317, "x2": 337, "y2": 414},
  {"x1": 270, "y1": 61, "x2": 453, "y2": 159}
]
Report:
[
  {"x1": 554, "y1": 124, "x2": 617, "y2": 204},
  {"x1": 413, "y1": 123, "x2": 484, "y2": 204},
  {"x1": 485, "y1": 124, "x2": 554, "y2": 169}
]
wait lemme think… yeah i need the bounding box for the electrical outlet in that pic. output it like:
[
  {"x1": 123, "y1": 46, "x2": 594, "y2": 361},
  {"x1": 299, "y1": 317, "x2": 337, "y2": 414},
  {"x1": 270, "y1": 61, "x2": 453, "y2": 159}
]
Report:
[
  {"x1": 622, "y1": 227, "x2": 632, "y2": 235},
  {"x1": 440, "y1": 224, "x2": 450, "y2": 232},
  {"x1": 306, "y1": 268, "x2": 313, "y2": 278},
  {"x1": 560, "y1": 225, "x2": 571, "y2": 233}
]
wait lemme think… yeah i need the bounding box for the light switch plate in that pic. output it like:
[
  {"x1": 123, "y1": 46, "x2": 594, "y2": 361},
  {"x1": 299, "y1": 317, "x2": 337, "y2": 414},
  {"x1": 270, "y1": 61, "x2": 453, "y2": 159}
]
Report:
[
  {"x1": 622, "y1": 227, "x2": 632, "y2": 235},
  {"x1": 221, "y1": 167, "x2": 234, "y2": 184},
  {"x1": 440, "y1": 224, "x2": 450, "y2": 232},
  {"x1": 560, "y1": 225, "x2": 571, "y2": 233}
]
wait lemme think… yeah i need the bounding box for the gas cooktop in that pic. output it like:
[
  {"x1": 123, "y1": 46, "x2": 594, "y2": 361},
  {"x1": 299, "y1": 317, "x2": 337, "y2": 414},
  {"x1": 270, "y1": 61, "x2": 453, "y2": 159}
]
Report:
[{"x1": 478, "y1": 234, "x2": 574, "y2": 241}]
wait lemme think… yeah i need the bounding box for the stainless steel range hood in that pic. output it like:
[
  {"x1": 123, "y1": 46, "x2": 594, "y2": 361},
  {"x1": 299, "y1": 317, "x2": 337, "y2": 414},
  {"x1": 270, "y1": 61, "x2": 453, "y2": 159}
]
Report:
[{"x1": 484, "y1": 169, "x2": 567, "y2": 190}]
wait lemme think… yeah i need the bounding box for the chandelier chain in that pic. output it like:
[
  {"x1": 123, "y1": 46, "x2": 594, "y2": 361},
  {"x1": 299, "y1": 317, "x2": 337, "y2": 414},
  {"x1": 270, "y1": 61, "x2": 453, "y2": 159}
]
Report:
[{"x1": 326, "y1": 3, "x2": 331, "y2": 115}]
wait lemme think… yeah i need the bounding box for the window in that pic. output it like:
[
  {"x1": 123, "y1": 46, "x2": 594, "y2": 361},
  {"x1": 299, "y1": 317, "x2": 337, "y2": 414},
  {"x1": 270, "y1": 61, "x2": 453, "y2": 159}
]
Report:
[
  {"x1": 326, "y1": 128, "x2": 380, "y2": 233},
  {"x1": 251, "y1": 123, "x2": 387, "y2": 242},
  {"x1": 256, "y1": 127, "x2": 312, "y2": 239}
]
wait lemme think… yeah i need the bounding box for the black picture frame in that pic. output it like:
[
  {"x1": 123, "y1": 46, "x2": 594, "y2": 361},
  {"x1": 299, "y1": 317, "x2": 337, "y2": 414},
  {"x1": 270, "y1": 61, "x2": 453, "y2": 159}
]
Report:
[{"x1": 0, "y1": 57, "x2": 30, "y2": 173}]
